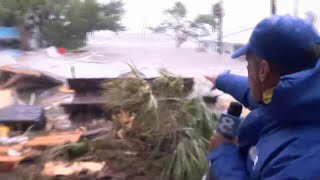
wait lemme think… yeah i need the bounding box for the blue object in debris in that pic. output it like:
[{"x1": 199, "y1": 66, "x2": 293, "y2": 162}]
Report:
[
  {"x1": 3, "y1": 49, "x2": 23, "y2": 57},
  {"x1": 0, "y1": 27, "x2": 20, "y2": 39}
]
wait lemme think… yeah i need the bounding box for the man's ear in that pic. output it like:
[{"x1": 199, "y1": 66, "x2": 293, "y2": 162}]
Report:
[{"x1": 258, "y1": 60, "x2": 271, "y2": 83}]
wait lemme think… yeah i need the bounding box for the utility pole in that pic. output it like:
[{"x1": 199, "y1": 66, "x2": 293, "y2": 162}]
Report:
[
  {"x1": 213, "y1": 0, "x2": 224, "y2": 54},
  {"x1": 293, "y1": 0, "x2": 299, "y2": 16},
  {"x1": 142, "y1": 15, "x2": 147, "y2": 37},
  {"x1": 271, "y1": 0, "x2": 277, "y2": 15}
]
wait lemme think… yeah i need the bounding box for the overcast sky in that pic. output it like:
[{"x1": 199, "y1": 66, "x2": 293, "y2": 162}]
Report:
[{"x1": 98, "y1": 0, "x2": 320, "y2": 42}]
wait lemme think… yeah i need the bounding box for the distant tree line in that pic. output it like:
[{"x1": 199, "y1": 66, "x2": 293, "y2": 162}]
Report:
[
  {"x1": 0, "y1": 0, "x2": 125, "y2": 50},
  {"x1": 150, "y1": 1, "x2": 224, "y2": 49}
]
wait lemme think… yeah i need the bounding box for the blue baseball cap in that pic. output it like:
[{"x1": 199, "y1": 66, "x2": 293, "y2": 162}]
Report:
[{"x1": 232, "y1": 15, "x2": 320, "y2": 69}]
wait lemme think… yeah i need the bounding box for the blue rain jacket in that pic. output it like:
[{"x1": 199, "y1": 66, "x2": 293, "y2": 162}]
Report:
[{"x1": 208, "y1": 63, "x2": 320, "y2": 180}]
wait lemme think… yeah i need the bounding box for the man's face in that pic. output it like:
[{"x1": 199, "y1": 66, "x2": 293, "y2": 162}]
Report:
[{"x1": 246, "y1": 53, "x2": 264, "y2": 101}]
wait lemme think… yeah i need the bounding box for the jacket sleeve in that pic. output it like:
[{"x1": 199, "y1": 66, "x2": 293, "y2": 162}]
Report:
[
  {"x1": 216, "y1": 72, "x2": 261, "y2": 110},
  {"x1": 207, "y1": 143, "x2": 248, "y2": 180}
]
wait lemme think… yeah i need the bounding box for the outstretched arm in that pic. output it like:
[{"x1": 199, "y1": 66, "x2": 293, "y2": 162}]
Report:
[{"x1": 216, "y1": 72, "x2": 261, "y2": 110}]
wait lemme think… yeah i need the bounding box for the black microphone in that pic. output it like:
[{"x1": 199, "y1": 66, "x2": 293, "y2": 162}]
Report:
[{"x1": 216, "y1": 102, "x2": 243, "y2": 139}]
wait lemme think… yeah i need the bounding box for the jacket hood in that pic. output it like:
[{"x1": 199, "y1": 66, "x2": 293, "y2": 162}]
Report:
[{"x1": 269, "y1": 60, "x2": 320, "y2": 125}]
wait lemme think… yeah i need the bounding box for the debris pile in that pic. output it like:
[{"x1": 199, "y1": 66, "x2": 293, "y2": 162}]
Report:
[
  {"x1": 0, "y1": 64, "x2": 63, "y2": 132},
  {"x1": 61, "y1": 76, "x2": 194, "y2": 121},
  {"x1": 99, "y1": 70, "x2": 217, "y2": 180},
  {"x1": 0, "y1": 57, "x2": 243, "y2": 179},
  {"x1": 0, "y1": 130, "x2": 83, "y2": 172}
]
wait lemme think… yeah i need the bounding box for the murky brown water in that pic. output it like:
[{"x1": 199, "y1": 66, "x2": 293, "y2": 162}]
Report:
[{"x1": 86, "y1": 33, "x2": 248, "y2": 77}]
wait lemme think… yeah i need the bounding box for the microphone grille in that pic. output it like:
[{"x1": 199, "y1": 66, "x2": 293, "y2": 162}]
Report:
[{"x1": 227, "y1": 102, "x2": 243, "y2": 117}]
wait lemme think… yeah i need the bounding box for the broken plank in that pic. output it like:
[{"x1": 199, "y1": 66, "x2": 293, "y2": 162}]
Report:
[
  {"x1": 0, "y1": 65, "x2": 41, "y2": 77},
  {"x1": 0, "y1": 65, "x2": 63, "y2": 90},
  {"x1": 81, "y1": 128, "x2": 110, "y2": 139},
  {"x1": 0, "y1": 155, "x2": 25, "y2": 163},
  {"x1": 26, "y1": 131, "x2": 82, "y2": 147}
]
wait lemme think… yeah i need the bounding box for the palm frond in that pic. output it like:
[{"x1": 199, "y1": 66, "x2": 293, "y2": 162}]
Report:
[{"x1": 101, "y1": 65, "x2": 218, "y2": 180}]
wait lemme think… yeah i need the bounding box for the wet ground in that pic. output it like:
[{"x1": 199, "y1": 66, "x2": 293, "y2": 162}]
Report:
[{"x1": 4, "y1": 33, "x2": 247, "y2": 83}]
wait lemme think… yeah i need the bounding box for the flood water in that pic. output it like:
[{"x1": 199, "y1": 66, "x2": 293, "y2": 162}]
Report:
[{"x1": 86, "y1": 32, "x2": 248, "y2": 78}]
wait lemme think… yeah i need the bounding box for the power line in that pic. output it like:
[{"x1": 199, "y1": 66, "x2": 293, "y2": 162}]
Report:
[{"x1": 223, "y1": 27, "x2": 254, "y2": 38}]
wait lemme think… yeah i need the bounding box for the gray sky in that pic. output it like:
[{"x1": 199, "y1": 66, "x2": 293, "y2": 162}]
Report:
[{"x1": 99, "y1": 0, "x2": 320, "y2": 42}]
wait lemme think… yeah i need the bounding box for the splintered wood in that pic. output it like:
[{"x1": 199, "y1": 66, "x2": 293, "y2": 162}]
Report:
[
  {"x1": 26, "y1": 131, "x2": 82, "y2": 147},
  {"x1": 0, "y1": 64, "x2": 62, "y2": 90},
  {"x1": 0, "y1": 145, "x2": 24, "y2": 163},
  {"x1": 0, "y1": 131, "x2": 82, "y2": 164},
  {"x1": 0, "y1": 156, "x2": 25, "y2": 163}
]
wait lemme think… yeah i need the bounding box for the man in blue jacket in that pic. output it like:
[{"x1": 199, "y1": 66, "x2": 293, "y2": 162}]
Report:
[{"x1": 206, "y1": 15, "x2": 320, "y2": 180}]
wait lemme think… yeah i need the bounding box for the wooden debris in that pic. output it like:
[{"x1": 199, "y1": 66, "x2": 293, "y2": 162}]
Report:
[
  {"x1": 0, "y1": 89, "x2": 13, "y2": 109},
  {"x1": 41, "y1": 161, "x2": 105, "y2": 176},
  {"x1": 81, "y1": 128, "x2": 110, "y2": 139},
  {"x1": 0, "y1": 74, "x2": 24, "y2": 90},
  {"x1": 0, "y1": 124, "x2": 10, "y2": 137},
  {"x1": 0, "y1": 65, "x2": 62, "y2": 90},
  {"x1": 0, "y1": 145, "x2": 23, "y2": 154},
  {"x1": 0, "y1": 149, "x2": 25, "y2": 171},
  {"x1": 0, "y1": 147, "x2": 26, "y2": 167},
  {"x1": 0, "y1": 155, "x2": 25, "y2": 163},
  {"x1": 62, "y1": 77, "x2": 193, "y2": 121},
  {"x1": 26, "y1": 131, "x2": 82, "y2": 147},
  {"x1": 0, "y1": 66, "x2": 41, "y2": 77},
  {"x1": 58, "y1": 86, "x2": 75, "y2": 94},
  {"x1": 0, "y1": 131, "x2": 82, "y2": 170}
]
